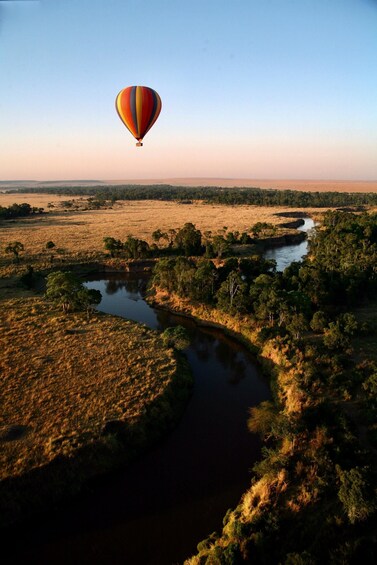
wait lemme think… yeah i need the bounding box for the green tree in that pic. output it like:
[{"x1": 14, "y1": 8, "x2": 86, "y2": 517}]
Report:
[
  {"x1": 248, "y1": 400, "x2": 279, "y2": 440},
  {"x1": 152, "y1": 258, "x2": 177, "y2": 292},
  {"x1": 193, "y1": 259, "x2": 218, "y2": 301},
  {"x1": 174, "y1": 222, "x2": 202, "y2": 256},
  {"x1": 76, "y1": 287, "x2": 102, "y2": 319},
  {"x1": 103, "y1": 237, "x2": 123, "y2": 257},
  {"x1": 46, "y1": 271, "x2": 101, "y2": 313},
  {"x1": 152, "y1": 229, "x2": 168, "y2": 247},
  {"x1": 212, "y1": 234, "x2": 230, "y2": 258},
  {"x1": 123, "y1": 236, "x2": 150, "y2": 259},
  {"x1": 174, "y1": 257, "x2": 196, "y2": 296},
  {"x1": 217, "y1": 271, "x2": 248, "y2": 313},
  {"x1": 338, "y1": 312, "x2": 358, "y2": 336},
  {"x1": 310, "y1": 310, "x2": 327, "y2": 332},
  {"x1": 45, "y1": 240, "x2": 56, "y2": 250},
  {"x1": 250, "y1": 222, "x2": 275, "y2": 238},
  {"x1": 323, "y1": 321, "x2": 350, "y2": 351},
  {"x1": 286, "y1": 312, "x2": 308, "y2": 340},
  {"x1": 253, "y1": 287, "x2": 281, "y2": 326},
  {"x1": 337, "y1": 466, "x2": 376, "y2": 524}
]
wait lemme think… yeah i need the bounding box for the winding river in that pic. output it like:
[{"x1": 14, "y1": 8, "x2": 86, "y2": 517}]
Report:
[
  {"x1": 264, "y1": 217, "x2": 315, "y2": 271},
  {"x1": 5, "y1": 218, "x2": 314, "y2": 565}
]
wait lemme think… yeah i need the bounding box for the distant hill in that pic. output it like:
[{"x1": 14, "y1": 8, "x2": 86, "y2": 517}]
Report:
[{"x1": 0, "y1": 180, "x2": 104, "y2": 189}]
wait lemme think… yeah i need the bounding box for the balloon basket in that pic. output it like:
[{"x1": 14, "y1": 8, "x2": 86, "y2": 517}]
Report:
[{"x1": 136, "y1": 142, "x2": 143, "y2": 147}]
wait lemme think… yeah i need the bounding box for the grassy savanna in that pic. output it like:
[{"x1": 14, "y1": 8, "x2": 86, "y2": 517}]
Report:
[
  {"x1": 0, "y1": 195, "x2": 195, "y2": 525},
  {"x1": 0, "y1": 193, "x2": 326, "y2": 267},
  {"x1": 0, "y1": 292, "x2": 180, "y2": 483},
  {"x1": 0, "y1": 192, "x2": 84, "y2": 209}
]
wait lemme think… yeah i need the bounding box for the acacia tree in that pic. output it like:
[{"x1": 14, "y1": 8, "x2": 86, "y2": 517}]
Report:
[
  {"x1": 5, "y1": 241, "x2": 24, "y2": 263},
  {"x1": 286, "y1": 312, "x2": 308, "y2": 340},
  {"x1": 248, "y1": 400, "x2": 282, "y2": 440},
  {"x1": 76, "y1": 287, "x2": 102, "y2": 319},
  {"x1": 310, "y1": 310, "x2": 328, "y2": 332}
]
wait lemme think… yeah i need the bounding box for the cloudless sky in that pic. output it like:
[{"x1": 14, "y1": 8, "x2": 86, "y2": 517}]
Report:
[{"x1": 0, "y1": 0, "x2": 376, "y2": 180}]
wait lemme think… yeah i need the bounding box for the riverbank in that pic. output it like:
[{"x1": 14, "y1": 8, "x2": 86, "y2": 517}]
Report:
[
  {"x1": 0, "y1": 290, "x2": 192, "y2": 528},
  {"x1": 147, "y1": 282, "x2": 377, "y2": 564},
  {"x1": 1, "y1": 273, "x2": 270, "y2": 564}
]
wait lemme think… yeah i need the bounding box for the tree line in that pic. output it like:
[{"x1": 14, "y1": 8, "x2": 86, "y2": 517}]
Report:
[
  {"x1": 103, "y1": 222, "x2": 275, "y2": 260},
  {"x1": 7, "y1": 184, "x2": 377, "y2": 208},
  {"x1": 0, "y1": 202, "x2": 44, "y2": 220}
]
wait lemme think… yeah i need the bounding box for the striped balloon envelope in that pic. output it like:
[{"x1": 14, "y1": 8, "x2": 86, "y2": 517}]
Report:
[{"x1": 115, "y1": 86, "x2": 162, "y2": 146}]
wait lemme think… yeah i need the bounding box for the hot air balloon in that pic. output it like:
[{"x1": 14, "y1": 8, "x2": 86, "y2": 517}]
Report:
[{"x1": 115, "y1": 85, "x2": 162, "y2": 147}]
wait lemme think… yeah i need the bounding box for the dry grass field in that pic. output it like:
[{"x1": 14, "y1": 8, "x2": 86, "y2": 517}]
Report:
[
  {"x1": 0, "y1": 190, "x2": 371, "y2": 480},
  {"x1": 0, "y1": 293, "x2": 177, "y2": 480},
  {"x1": 0, "y1": 194, "x2": 329, "y2": 264},
  {"x1": 0, "y1": 193, "x2": 83, "y2": 208}
]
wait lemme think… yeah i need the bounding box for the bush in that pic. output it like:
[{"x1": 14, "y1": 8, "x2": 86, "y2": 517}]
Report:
[{"x1": 161, "y1": 326, "x2": 190, "y2": 350}]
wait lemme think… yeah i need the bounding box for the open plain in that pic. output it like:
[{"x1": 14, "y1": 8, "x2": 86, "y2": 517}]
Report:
[{"x1": 0, "y1": 193, "x2": 330, "y2": 261}]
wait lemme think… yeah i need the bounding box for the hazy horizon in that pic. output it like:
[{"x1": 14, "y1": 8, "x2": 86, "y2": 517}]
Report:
[{"x1": 2, "y1": 177, "x2": 377, "y2": 194}]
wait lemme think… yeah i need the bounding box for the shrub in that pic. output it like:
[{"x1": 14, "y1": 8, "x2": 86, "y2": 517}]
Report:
[{"x1": 161, "y1": 326, "x2": 190, "y2": 350}]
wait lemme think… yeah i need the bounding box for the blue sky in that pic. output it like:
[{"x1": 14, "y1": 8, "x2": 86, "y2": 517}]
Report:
[{"x1": 0, "y1": 0, "x2": 376, "y2": 180}]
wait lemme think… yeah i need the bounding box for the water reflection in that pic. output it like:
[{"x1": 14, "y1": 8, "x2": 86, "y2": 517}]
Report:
[
  {"x1": 264, "y1": 217, "x2": 315, "y2": 271},
  {"x1": 81, "y1": 277, "x2": 270, "y2": 563},
  {"x1": 5, "y1": 275, "x2": 269, "y2": 565}
]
